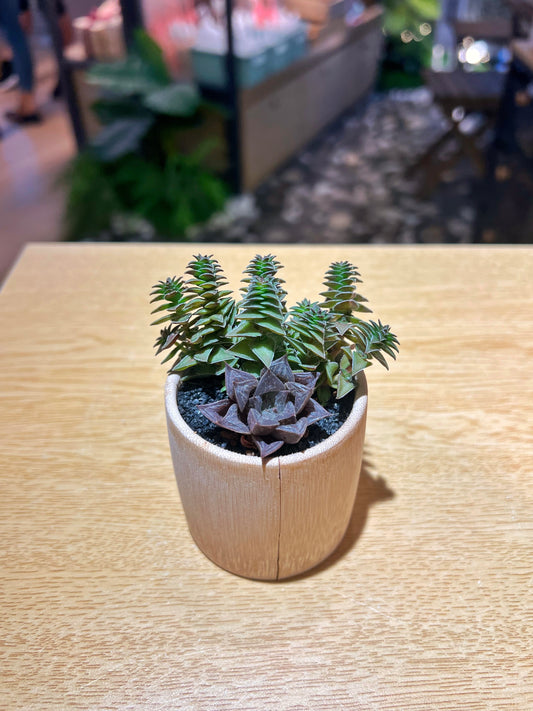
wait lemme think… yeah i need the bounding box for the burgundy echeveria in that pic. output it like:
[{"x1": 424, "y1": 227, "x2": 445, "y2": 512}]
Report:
[{"x1": 197, "y1": 356, "x2": 330, "y2": 458}]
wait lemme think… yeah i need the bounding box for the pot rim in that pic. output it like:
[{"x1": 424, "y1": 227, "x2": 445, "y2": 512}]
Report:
[{"x1": 165, "y1": 370, "x2": 367, "y2": 466}]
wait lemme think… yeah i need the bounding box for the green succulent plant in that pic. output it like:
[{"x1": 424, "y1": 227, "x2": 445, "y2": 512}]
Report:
[
  {"x1": 284, "y1": 262, "x2": 399, "y2": 400},
  {"x1": 150, "y1": 255, "x2": 236, "y2": 377},
  {"x1": 226, "y1": 275, "x2": 287, "y2": 374},
  {"x1": 241, "y1": 254, "x2": 288, "y2": 301},
  {"x1": 320, "y1": 261, "x2": 370, "y2": 315},
  {"x1": 151, "y1": 254, "x2": 399, "y2": 399}
]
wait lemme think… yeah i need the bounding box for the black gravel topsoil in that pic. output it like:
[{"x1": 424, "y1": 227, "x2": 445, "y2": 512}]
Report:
[{"x1": 177, "y1": 376, "x2": 356, "y2": 458}]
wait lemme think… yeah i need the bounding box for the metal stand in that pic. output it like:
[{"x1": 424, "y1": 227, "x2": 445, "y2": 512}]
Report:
[
  {"x1": 40, "y1": 0, "x2": 87, "y2": 148},
  {"x1": 223, "y1": 0, "x2": 242, "y2": 192},
  {"x1": 120, "y1": 0, "x2": 144, "y2": 48}
]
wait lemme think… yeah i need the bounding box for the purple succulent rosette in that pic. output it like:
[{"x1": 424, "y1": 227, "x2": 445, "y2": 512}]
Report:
[{"x1": 197, "y1": 356, "x2": 331, "y2": 458}]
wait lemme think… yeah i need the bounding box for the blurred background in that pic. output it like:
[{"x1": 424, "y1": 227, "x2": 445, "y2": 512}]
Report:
[{"x1": 1, "y1": 0, "x2": 532, "y2": 279}]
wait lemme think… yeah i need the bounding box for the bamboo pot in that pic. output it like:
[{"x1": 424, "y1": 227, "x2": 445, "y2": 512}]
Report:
[{"x1": 165, "y1": 372, "x2": 367, "y2": 580}]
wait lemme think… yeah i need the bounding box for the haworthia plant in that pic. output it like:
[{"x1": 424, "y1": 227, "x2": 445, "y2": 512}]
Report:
[
  {"x1": 151, "y1": 254, "x2": 399, "y2": 398},
  {"x1": 198, "y1": 356, "x2": 330, "y2": 458}
]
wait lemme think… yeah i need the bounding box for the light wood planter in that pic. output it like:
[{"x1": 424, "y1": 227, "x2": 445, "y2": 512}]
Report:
[{"x1": 165, "y1": 372, "x2": 367, "y2": 580}]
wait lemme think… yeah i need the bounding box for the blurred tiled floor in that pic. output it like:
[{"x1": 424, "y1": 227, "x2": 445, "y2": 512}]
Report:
[{"x1": 0, "y1": 51, "x2": 74, "y2": 284}]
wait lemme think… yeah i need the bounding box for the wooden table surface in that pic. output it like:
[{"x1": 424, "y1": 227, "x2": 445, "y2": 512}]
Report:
[{"x1": 1, "y1": 244, "x2": 532, "y2": 710}]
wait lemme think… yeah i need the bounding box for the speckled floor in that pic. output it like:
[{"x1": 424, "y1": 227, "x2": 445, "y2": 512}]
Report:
[
  {"x1": 3, "y1": 84, "x2": 532, "y2": 287},
  {"x1": 190, "y1": 87, "x2": 533, "y2": 246}
]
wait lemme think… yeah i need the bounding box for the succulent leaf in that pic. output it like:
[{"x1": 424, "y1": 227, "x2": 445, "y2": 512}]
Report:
[
  {"x1": 252, "y1": 437, "x2": 284, "y2": 458},
  {"x1": 151, "y1": 256, "x2": 398, "y2": 418},
  {"x1": 320, "y1": 261, "x2": 371, "y2": 315},
  {"x1": 273, "y1": 419, "x2": 308, "y2": 444},
  {"x1": 228, "y1": 275, "x2": 287, "y2": 369},
  {"x1": 336, "y1": 373, "x2": 356, "y2": 399},
  {"x1": 241, "y1": 254, "x2": 287, "y2": 302},
  {"x1": 286, "y1": 381, "x2": 314, "y2": 414},
  {"x1": 151, "y1": 255, "x2": 238, "y2": 380},
  {"x1": 197, "y1": 357, "x2": 330, "y2": 459}
]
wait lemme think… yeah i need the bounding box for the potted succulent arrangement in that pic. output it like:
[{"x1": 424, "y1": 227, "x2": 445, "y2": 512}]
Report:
[{"x1": 151, "y1": 254, "x2": 398, "y2": 580}]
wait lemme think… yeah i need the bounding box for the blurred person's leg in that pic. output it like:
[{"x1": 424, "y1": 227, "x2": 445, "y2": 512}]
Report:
[
  {"x1": 1, "y1": 0, "x2": 30, "y2": 93},
  {"x1": 18, "y1": 0, "x2": 33, "y2": 34},
  {"x1": 54, "y1": 0, "x2": 73, "y2": 47},
  {"x1": 0, "y1": 0, "x2": 40, "y2": 122}
]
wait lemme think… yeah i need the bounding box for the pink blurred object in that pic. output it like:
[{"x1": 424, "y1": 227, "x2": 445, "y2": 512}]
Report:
[
  {"x1": 253, "y1": 0, "x2": 280, "y2": 26},
  {"x1": 94, "y1": 0, "x2": 121, "y2": 21},
  {"x1": 148, "y1": 0, "x2": 198, "y2": 75}
]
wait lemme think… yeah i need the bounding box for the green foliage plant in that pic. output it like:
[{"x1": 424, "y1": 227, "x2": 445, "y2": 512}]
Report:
[
  {"x1": 61, "y1": 30, "x2": 228, "y2": 241},
  {"x1": 151, "y1": 254, "x2": 399, "y2": 399},
  {"x1": 151, "y1": 256, "x2": 236, "y2": 376},
  {"x1": 153, "y1": 254, "x2": 398, "y2": 456}
]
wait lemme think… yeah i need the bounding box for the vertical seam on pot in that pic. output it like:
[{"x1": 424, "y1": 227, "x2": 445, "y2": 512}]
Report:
[{"x1": 276, "y1": 457, "x2": 281, "y2": 581}]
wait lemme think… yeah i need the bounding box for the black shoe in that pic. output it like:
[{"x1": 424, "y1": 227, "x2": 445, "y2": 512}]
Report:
[
  {"x1": 0, "y1": 60, "x2": 19, "y2": 92},
  {"x1": 5, "y1": 110, "x2": 43, "y2": 125},
  {"x1": 52, "y1": 81, "x2": 63, "y2": 100}
]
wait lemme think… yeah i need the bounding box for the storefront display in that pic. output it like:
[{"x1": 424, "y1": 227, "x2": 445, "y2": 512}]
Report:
[
  {"x1": 51, "y1": 0, "x2": 384, "y2": 193},
  {"x1": 70, "y1": 0, "x2": 126, "y2": 61},
  {"x1": 191, "y1": 9, "x2": 307, "y2": 88},
  {"x1": 140, "y1": 0, "x2": 308, "y2": 80}
]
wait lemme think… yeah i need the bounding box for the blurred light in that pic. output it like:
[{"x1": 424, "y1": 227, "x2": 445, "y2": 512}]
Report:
[
  {"x1": 433, "y1": 43, "x2": 444, "y2": 59},
  {"x1": 401, "y1": 30, "x2": 413, "y2": 43},
  {"x1": 458, "y1": 47, "x2": 467, "y2": 63},
  {"x1": 499, "y1": 47, "x2": 511, "y2": 64},
  {"x1": 495, "y1": 165, "x2": 511, "y2": 181},
  {"x1": 452, "y1": 107, "x2": 465, "y2": 122},
  {"x1": 465, "y1": 40, "x2": 490, "y2": 65},
  {"x1": 420, "y1": 22, "x2": 432, "y2": 36},
  {"x1": 463, "y1": 36, "x2": 475, "y2": 48}
]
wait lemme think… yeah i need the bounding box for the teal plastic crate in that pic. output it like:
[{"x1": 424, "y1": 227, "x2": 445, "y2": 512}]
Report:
[
  {"x1": 288, "y1": 26, "x2": 308, "y2": 63},
  {"x1": 265, "y1": 37, "x2": 292, "y2": 74},
  {"x1": 191, "y1": 48, "x2": 269, "y2": 89}
]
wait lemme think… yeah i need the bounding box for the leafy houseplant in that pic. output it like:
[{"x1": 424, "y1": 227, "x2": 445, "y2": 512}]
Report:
[
  {"x1": 154, "y1": 254, "x2": 398, "y2": 579},
  {"x1": 61, "y1": 31, "x2": 228, "y2": 241}
]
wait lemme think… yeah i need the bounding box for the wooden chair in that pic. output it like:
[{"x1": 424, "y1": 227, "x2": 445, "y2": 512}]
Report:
[
  {"x1": 408, "y1": 70, "x2": 506, "y2": 196},
  {"x1": 453, "y1": 18, "x2": 513, "y2": 43}
]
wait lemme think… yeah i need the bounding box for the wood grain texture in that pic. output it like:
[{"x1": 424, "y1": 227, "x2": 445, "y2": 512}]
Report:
[
  {"x1": 165, "y1": 373, "x2": 367, "y2": 580},
  {"x1": 166, "y1": 375, "x2": 281, "y2": 581},
  {"x1": 1, "y1": 244, "x2": 532, "y2": 710},
  {"x1": 277, "y1": 373, "x2": 367, "y2": 579}
]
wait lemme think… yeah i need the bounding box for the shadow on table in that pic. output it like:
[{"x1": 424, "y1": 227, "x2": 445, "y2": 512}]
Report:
[{"x1": 283, "y1": 456, "x2": 395, "y2": 582}]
